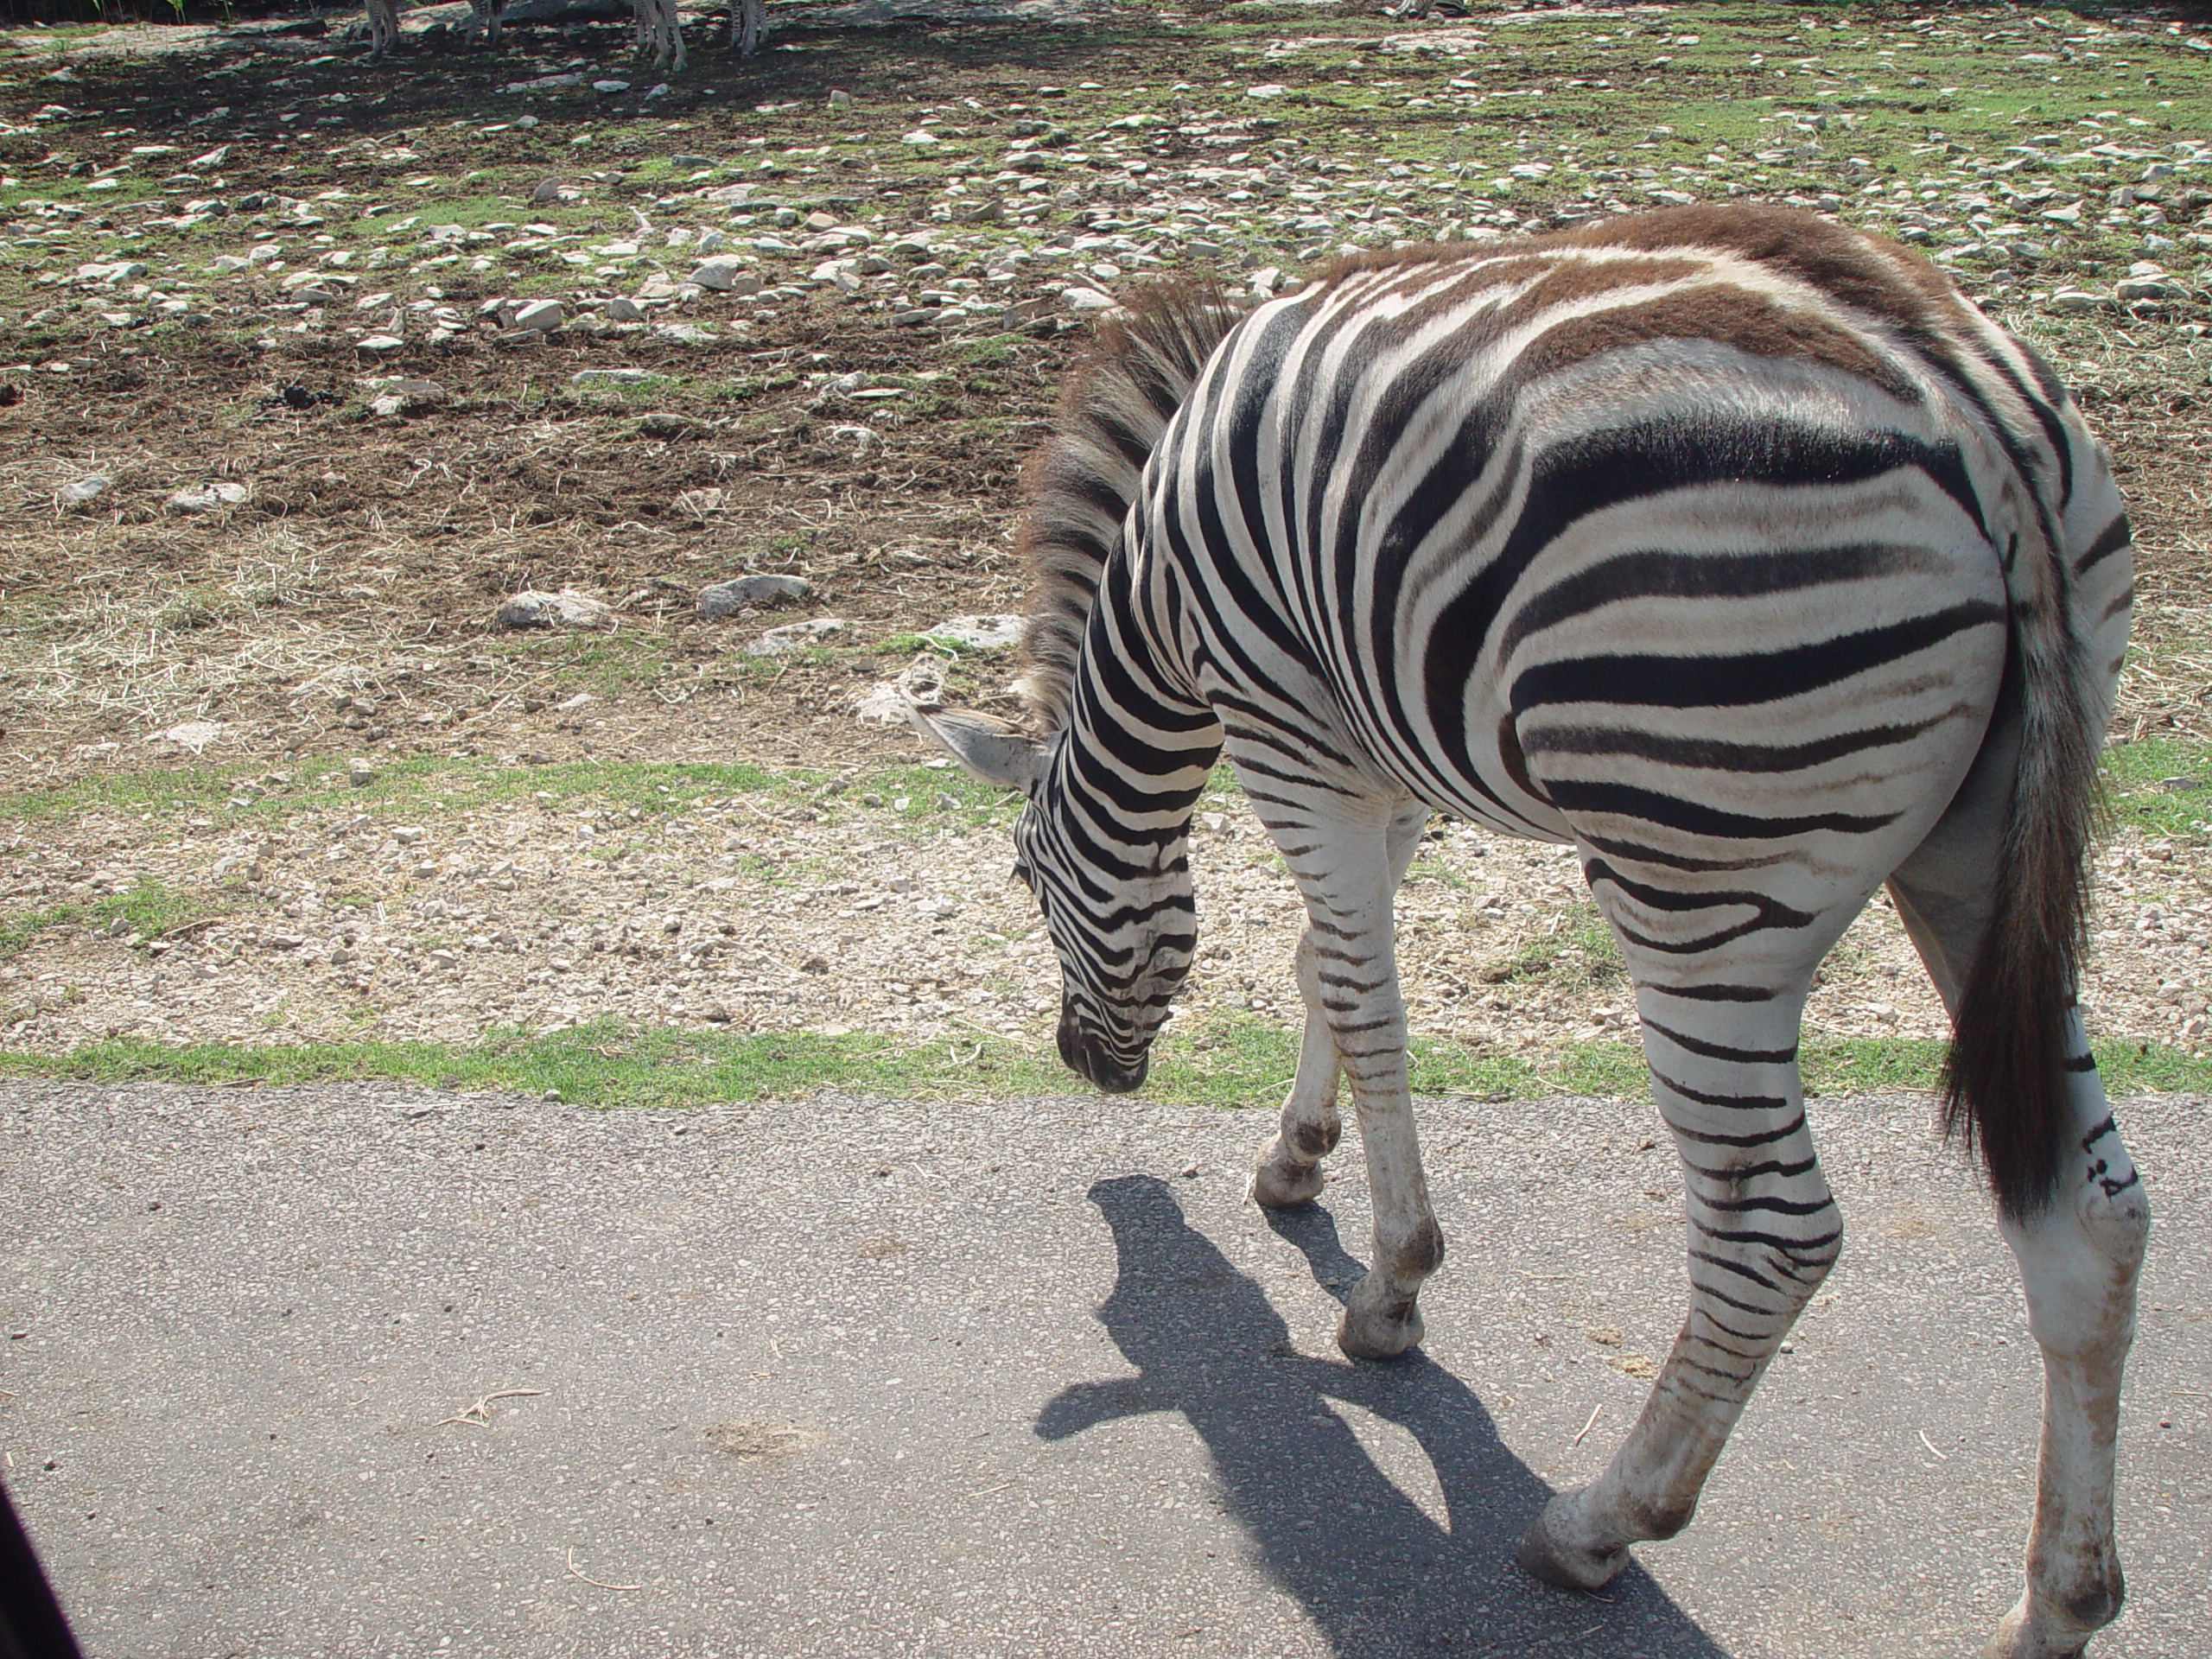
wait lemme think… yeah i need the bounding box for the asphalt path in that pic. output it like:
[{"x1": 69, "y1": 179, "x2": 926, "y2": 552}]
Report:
[{"x1": 0, "y1": 1079, "x2": 2206, "y2": 1659}]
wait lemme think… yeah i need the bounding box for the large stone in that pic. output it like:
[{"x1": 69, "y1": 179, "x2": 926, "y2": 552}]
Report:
[
  {"x1": 57, "y1": 474, "x2": 111, "y2": 508},
  {"x1": 688, "y1": 257, "x2": 744, "y2": 291},
  {"x1": 512, "y1": 299, "x2": 564, "y2": 333},
  {"x1": 495, "y1": 589, "x2": 616, "y2": 631},
  {"x1": 697, "y1": 575, "x2": 812, "y2": 618},
  {"x1": 922, "y1": 614, "x2": 1024, "y2": 651}
]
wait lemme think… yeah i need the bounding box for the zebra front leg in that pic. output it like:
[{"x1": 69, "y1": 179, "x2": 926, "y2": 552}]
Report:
[
  {"x1": 1250, "y1": 930, "x2": 1341, "y2": 1208},
  {"x1": 1519, "y1": 979, "x2": 1839, "y2": 1587},
  {"x1": 1255, "y1": 804, "x2": 1428, "y2": 1210},
  {"x1": 1255, "y1": 798, "x2": 1441, "y2": 1359}
]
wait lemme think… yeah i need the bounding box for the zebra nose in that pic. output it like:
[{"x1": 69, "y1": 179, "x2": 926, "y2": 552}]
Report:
[{"x1": 1057, "y1": 1004, "x2": 1148, "y2": 1094}]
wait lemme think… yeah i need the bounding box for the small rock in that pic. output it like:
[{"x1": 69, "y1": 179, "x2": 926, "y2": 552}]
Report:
[
  {"x1": 495, "y1": 589, "x2": 616, "y2": 631},
  {"x1": 673, "y1": 487, "x2": 728, "y2": 518},
  {"x1": 829, "y1": 89, "x2": 853, "y2": 108},
  {"x1": 512, "y1": 299, "x2": 564, "y2": 333},
  {"x1": 158, "y1": 720, "x2": 225, "y2": 750},
  {"x1": 1060, "y1": 286, "x2": 1118, "y2": 312},
  {"x1": 168, "y1": 481, "x2": 248, "y2": 514},
  {"x1": 571, "y1": 367, "x2": 657, "y2": 386},
  {"x1": 743, "y1": 617, "x2": 846, "y2": 655},
  {"x1": 531, "y1": 178, "x2": 563, "y2": 203},
  {"x1": 593, "y1": 79, "x2": 632, "y2": 95},
  {"x1": 357, "y1": 334, "x2": 406, "y2": 353},
  {"x1": 2047, "y1": 289, "x2": 2111, "y2": 312},
  {"x1": 365, "y1": 378, "x2": 447, "y2": 418},
  {"x1": 902, "y1": 130, "x2": 941, "y2": 147},
  {"x1": 346, "y1": 760, "x2": 377, "y2": 786},
  {"x1": 697, "y1": 575, "x2": 812, "y2": 618},
  {"x1": 852, "y1": 682, "x2": 912, "y2": 725},
  {"x1": 605, "y1": 297, "x2": 643, "y2": 322},
  {"x1": 57, "y1": 474, "x2": 112, "y2": 508},
  {"x1": 671, "y1": 153, "x2": 715, "y2": 169},
  {"x1": 922, "y1": 614, "x2": 1024, "y2": 650}
]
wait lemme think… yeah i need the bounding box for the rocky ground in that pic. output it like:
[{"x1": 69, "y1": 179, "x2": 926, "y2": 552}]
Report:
[{"x1": 5, "y1": 3, "x2": 2212, "y2": 1088}]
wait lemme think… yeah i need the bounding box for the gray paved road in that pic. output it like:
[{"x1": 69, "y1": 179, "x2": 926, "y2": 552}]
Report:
[{"x1": 0, "y1": 1080, "x2": 2205, "y2": 1659}]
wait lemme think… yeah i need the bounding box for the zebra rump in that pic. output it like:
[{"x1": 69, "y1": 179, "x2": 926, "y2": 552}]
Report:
[{"x1": 1009, "y1": 208, "x2": 2112, "y2": 1220}]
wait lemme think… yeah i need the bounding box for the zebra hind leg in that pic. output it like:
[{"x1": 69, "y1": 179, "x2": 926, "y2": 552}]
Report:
[
  {"x1": 1518, "y1": 967, "x2": 1839, "y2": 1589},
  {"x1": 1888, "y1": 817, "x2": 2148, "y2": 1659}
]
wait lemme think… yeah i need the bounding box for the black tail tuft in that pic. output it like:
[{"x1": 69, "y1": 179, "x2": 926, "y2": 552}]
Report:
[{"x1": 1940, "y1": 623, "x2": 2103, "y2": 1223}]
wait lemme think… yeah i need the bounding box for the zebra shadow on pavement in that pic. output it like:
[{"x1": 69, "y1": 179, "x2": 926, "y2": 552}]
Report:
[{"x1": 1036, "y1": 1175, "x2": 1734, "y2": 1659}]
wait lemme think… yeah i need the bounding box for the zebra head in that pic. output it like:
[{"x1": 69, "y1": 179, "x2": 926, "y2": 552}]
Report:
[{"x1": 905, "y1": 704, "x2": 1196, "y2": 1095}]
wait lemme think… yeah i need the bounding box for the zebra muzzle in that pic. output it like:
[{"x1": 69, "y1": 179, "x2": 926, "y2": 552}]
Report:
[{"x1": 1058, "y1": 1005, "x2": 1149, "y2": 1094}]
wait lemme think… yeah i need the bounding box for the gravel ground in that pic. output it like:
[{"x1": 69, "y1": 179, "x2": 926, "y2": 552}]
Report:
[{"x1": 4, "y1": 756, "x2": 2211, "y2": 1064}]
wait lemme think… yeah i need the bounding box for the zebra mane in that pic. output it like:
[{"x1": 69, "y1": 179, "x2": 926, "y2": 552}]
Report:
[{"x1": 1014, "y1": 281, "x2": 1242, "y2": 729}]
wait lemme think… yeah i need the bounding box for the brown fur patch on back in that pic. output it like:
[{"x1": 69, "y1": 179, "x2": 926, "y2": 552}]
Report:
[
  {"x1": 1554, "y1": 204, "x2": 1979, "y2": 335},
  {"x1": 1319, "y1": 207, "x2": 1978, "y2": 346},
  {"x1": 1514, "y1": 283, "x2": 1923, "y2": 401}
]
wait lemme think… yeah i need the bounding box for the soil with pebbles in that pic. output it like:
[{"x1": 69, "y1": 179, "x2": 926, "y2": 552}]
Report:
[
  {"x1": 5, "y1": 764, "x2": 2210, "y2": 1071},
  {"x1": 8, "y1": 9, "x2": 2212, "y2": 1075}
]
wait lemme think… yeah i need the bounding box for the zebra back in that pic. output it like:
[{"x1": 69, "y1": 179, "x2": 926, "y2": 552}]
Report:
[{"x1": 1014, "y1": 283, "x2": 1241, "y2": 728}]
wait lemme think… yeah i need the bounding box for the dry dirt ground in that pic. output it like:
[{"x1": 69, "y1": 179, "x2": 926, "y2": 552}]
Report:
[{"x1": 6, "y1": 4, "x2": 2212, "y2": 1083}]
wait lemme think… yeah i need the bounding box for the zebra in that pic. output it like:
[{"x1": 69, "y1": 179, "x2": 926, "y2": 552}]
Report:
[
  {"x1": 362, "y1": 0, "x2": 505, "y2": 60},
  {"x1": 361, "y1": 0, "x2": 764, "y2": 66},
  {"x1": 905, "y1": 205, "x2": 2146, "y2": 1659}
]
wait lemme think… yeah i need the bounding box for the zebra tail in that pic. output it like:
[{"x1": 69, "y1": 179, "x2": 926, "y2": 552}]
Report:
[
  {"x1": 1014, "y1": 281, "x2": 1241, "y2": 728},
  {"x1": 1941, "y1": 504, "x2": 2104, "y2": 1224}
]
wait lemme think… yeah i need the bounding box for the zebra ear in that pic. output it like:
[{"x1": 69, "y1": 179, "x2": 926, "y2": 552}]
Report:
[{"x1": 904, "y1": 705, "x2": 1047, "y2": 793}]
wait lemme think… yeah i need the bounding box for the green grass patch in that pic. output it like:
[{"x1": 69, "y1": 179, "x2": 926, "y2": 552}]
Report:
[
  {"x1": 0, "y1": 878, "x2": 218, "y2": 960},
  {"x1": 0, "y1": 754, "x2": 791, "y2": 827},
  {"x1": 10, "y1": 1015, "x2": 2205, "y2": 1106},
  {"x1": 2102, "y1": 739, "x2": 2212, "y2": 842}
]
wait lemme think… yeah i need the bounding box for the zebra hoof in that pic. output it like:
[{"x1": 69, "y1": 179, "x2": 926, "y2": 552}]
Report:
[
  {"x1": 1249, "y1": 1154, "x2": 1323, "y2": 1209},
  {"x1": 1976, "y1": 1594, "x2": 2101, "y2": 1659},
  {"x1": 1516, "y1": 1494, "x2": 1631, "y2": 1592},
  {"x1": 1337, "y1": 1285, "x2": 1422, "y2": 1360}
]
